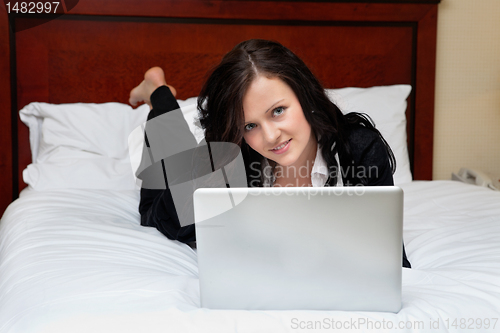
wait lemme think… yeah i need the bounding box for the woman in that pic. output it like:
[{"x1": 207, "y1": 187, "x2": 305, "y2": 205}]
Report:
[{"x1": 130, "y1": 39, "x2": 411, "y2": 268}]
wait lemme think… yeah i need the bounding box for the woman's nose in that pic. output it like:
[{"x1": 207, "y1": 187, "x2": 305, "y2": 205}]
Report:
[{"x1": 261, "y1": 122, "x2": 280, "y2": 144}]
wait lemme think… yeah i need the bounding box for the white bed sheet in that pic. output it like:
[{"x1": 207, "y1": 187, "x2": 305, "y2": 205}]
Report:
[{"x1": 0, "y1": 181, "x2": 499, "y2": 333}]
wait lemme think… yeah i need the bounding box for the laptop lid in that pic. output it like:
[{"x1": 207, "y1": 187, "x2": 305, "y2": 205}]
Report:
[{"x1": 193, "y1": 186, "x2": 403, "y2": 312}]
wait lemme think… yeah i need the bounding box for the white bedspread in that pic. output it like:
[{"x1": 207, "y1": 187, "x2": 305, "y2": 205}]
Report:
[{"x1": 0, "y1": 181, "x2": 499, "y2": 332}]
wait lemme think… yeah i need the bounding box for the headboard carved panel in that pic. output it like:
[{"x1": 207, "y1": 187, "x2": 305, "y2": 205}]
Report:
[{"x1": 0, "y1": 0, "x2": 439, "y2": 213}]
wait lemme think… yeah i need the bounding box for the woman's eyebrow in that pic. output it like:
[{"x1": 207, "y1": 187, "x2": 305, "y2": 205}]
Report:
[
  {"x1": 265, "y1": 99, "x2": 284, "y2": 114},
  {"x1": 244, "y1": 99, "x2": 285, "y2": 125}
]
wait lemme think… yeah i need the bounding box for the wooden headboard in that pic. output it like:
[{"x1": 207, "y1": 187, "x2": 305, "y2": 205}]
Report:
[{"x1": 0, "y1": 0, "x2": 440, "y2": 213}]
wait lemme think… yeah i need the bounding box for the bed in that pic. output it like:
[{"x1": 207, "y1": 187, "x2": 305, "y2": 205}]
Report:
[{"x1": 1, "y1": 0, "x2": 500, "y2": 332}]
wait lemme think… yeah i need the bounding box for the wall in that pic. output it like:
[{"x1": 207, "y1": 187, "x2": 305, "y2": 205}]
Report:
[{"x1": 434, "y1": 0, "x2": 500, "y2": 181}]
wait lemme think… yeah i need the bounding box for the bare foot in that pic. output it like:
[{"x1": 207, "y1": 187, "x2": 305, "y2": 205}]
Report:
[{"x1": 129, "y1": 67, "x2": 177, "y2": 108}]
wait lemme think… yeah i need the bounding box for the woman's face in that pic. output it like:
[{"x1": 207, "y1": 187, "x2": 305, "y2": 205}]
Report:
[{"x1": 242, "y1": 75, "x2": 317, "y2": 168}]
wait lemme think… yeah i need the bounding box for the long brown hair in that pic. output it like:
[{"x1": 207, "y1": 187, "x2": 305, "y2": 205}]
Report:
[{"x1": 197, "y1": 39, "x2": 395, "y2": 186}]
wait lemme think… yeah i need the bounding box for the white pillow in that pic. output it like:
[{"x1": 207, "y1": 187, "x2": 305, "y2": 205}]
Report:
[
  {"x1": 326, "y1": 85, "x2": 412, "y2": 185},
  {"x1": 20, "y1": 102, "x2": 150, "y2": 190},
  {"x1": 21, "y1": 84, "x2": 411, "y2": 190},
  {"x1": 20, "y1": 100, "x2": 202, "y2": 191}
]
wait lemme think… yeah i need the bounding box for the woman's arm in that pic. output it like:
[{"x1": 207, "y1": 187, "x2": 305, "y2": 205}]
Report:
[
  {"x1": 340, "y1": 127, "x2": 411, "y2": 268},
  {"x1": 341, "y1": 127, "x2": 394, "y2": 186}
]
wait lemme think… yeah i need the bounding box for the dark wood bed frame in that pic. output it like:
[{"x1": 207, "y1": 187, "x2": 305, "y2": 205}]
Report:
[{"x1": 0, "y1": 0, "x2": 440, "y2": 213}]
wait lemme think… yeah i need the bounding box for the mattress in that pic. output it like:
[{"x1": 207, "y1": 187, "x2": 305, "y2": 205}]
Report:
[{"x1": 0, "y1": 180, "x2": 499, "y2": 332}]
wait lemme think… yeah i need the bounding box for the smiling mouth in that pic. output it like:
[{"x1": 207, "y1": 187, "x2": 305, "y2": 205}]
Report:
[{"x1": 271, "y1": 139, "x2": 291, "y2": 151}]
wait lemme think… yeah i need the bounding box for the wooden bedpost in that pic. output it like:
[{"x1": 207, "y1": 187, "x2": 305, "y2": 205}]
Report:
[{"x1": 0, "y1": 5, "x2": 13, "y2": 215}]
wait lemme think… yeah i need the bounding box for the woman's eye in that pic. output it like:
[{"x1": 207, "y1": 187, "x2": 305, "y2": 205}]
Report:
[
  {"x1": 273, "y1": 107, "x2": 285, "y2": 117},
  {"x1": 245, "y1": 123, "x2": 256, "y2": 131}
]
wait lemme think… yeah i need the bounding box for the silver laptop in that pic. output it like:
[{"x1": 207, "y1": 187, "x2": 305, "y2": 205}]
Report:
[{"x1": 193, "y1": 186, "x2": 403, "y2": 312}]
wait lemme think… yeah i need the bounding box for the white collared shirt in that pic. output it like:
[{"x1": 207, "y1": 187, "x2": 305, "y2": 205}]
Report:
[{"x1": 262, "y1": 144, "x2": 343, "y2": 187}]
